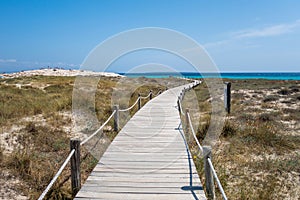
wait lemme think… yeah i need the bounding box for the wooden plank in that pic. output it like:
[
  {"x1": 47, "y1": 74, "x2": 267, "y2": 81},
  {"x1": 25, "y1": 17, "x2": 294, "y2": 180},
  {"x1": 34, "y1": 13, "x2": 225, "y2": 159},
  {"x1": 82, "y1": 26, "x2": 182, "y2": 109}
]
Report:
[
  {"x1": 78, "y1": 187, "x2": 204, "y2": 194},
  {"x1": 75, "y1": 84, "x2": 206, "y2": 200},
  {"x1": 86, "y1": 176, "x2": 202, "y2": 183},
  {"x1": 76, "y1": 192, "x2": 206, "y2": 200}
]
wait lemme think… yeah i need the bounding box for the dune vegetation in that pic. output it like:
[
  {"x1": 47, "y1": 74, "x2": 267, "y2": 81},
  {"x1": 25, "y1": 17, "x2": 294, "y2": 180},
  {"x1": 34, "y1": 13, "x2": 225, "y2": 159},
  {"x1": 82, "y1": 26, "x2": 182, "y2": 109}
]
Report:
[
  {"x1": 182, "y1": 79, "x2": 300, "y2": 200},
  {"x1": 0, "y1": 75, "x2": 188, "y2": 199},
  {"x1": 1, "y1": 76, "x2": 299, "y2": 199}
]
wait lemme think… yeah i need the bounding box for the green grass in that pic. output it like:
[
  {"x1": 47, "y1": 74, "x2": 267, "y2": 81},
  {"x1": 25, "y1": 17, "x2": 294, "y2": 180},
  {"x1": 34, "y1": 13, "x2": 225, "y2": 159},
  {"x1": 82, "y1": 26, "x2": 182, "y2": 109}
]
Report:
[{"x1": 0, "y1": 79, "x2": 73, "y2": 127}]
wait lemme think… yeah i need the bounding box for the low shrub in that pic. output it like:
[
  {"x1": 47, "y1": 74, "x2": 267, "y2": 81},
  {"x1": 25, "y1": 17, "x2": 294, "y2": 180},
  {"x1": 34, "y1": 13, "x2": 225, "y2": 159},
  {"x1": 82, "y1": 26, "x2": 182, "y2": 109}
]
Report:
[
  {"x1": 197, "y1": 121, "x2": 210, "y2": 141},
  {"x1": 7, "y1": 150, "x2": 32, "y2": 179},
  {"x1": 277, "y1": 89, "x2": 290, "y2": 95},
  {"x1": 258, "y1": 113, "x2": 274, "y2": 122},
  {"x1": 263, "y1": 95, "x2": 279, "y2": 102},
  {"x1": 221, "y1": 120, "x2": 237, "y2": 137},
  {"x1": 0, "y1": 145, "x2": 3, "y2": 163},
  {"x1": 238, "y1": 113, "x2": 255, "y2": 122}
]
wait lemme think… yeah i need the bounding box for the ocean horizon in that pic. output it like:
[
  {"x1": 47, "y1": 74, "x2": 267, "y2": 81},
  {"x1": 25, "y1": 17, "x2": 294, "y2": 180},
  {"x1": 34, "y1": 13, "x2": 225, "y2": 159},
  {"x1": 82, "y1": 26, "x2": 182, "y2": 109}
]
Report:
[
  {"x1": 1, "y1": 70, "x2": 300, "y2": 80},
  {"x1": 120, "y1": 72, "x2": 300, "y2": 80}
]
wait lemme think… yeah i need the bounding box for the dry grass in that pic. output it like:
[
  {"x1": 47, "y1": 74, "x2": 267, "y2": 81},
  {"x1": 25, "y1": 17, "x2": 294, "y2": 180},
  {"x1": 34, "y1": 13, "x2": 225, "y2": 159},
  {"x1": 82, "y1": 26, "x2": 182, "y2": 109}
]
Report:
[
  {"x1": 182, "y1": 79, "x2": 300, "y2": 200},
  {"x1": 3, "y1": 76, "x2": 298, "y2": 199},
  {"x1": 0, "y1": 75, "x2": 187, "y2": 199}
]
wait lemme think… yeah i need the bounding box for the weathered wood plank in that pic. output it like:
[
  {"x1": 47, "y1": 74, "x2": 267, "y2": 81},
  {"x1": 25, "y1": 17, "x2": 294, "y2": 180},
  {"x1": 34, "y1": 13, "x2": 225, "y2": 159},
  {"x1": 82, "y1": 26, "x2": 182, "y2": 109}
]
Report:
[
  {"x1": 75, "y1": 84, "x2": 206, "y2": 200},
  {"x1": 76, "y1": 192, "x2": 206, "y2": 200}
]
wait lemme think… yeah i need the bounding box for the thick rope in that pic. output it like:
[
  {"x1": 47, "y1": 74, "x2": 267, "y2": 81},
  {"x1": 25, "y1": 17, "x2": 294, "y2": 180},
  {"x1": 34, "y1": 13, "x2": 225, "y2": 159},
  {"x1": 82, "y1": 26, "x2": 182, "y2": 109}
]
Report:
[
  {"x1": 186, "y1": 112, "x2": 203, "y2": 153},
  {"x1": 39, "y1": 82, "x2": 203, "y2": 200},
  {"x1": 178, "y1": 99, "x2": 185, "y2": 116},
  {"x1": 80, "y1": 110, "x2": 116, "y2": 145},
  {"x1": 207, "y1": 158, "x2": 228, "y2": 200},
  {"x1": 140, "y1": 92, "x2": 152, "y2": 99},
  {"x1": 153, "y1": 90, "x2": 162, "y2": 96},
  {"x1": 38, "y1": 149, "x2": 75, "y2": 200},
  {"x1": 119, "y1": 97, "x2": 140, "y2": 112}
]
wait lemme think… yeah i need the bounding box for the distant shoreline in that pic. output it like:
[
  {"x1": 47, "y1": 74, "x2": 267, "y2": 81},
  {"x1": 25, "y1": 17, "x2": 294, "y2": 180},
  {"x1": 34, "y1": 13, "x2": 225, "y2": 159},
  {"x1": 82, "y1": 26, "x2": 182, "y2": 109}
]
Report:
[
  {"x1": 120, "y1": 72, "x2": 300, "y2": 80},
  {"x1": 0, "y1": 68, "x2": 123, "y2": 78},
  {"x1": 1, "y1": 69, "x2": 300, "y2": 80}
]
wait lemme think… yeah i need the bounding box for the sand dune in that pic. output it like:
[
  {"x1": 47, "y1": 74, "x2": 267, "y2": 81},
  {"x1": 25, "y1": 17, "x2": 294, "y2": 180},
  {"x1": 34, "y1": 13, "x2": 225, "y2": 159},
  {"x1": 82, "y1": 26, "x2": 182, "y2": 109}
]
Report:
[{"x1": 0, "y1": 68, "x2": 123, "y2": 78}]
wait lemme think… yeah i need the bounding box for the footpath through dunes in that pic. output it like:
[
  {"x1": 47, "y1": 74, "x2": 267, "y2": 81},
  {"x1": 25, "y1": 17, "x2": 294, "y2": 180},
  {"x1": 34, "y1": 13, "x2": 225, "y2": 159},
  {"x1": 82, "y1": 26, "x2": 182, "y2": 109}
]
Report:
[{"x1": 75, "y1": 83, "x2": 206, "y2": 200}]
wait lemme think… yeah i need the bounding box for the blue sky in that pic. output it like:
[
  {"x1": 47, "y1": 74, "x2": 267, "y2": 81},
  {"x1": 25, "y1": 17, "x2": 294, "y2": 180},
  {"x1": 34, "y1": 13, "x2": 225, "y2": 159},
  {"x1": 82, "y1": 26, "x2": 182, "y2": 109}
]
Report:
[{"x1": 0, "y1": 0, "x2": 300, "y2": 73}]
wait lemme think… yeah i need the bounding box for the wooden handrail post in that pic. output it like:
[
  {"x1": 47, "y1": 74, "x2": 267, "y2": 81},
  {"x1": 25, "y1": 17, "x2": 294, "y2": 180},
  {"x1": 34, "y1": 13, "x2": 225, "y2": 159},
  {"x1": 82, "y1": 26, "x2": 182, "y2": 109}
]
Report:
[
  {"x1": 185, "y1": 108, "x2": 190, "y2": 138},
  {"x1": 150, "y1": 90, "x2": 152, "y2": 100},
  {"x1": 138, "y1": 94, "x2": 141, "y2": 110},
  {"x1": 224, "y1": 82, "x2": 231, "y2": 114},
  {"x1": 177, "y1": 97, "x2": 181, "y2": 114},
  {"x1": 70, "y1": 138, "x2": 81, "y2": 197},
  {"x1": 203, "y1": 146, "x2": 215, "y2": 200},
  {"x1": 113, "y1": 105, "x2": 119, "y2": 131}
]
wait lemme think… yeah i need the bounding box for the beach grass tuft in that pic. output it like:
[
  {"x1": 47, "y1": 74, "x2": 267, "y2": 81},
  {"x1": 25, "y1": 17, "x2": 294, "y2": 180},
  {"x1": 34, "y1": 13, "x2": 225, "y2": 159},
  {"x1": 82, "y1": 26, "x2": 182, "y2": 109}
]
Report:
[{"x1": 182, "y1": 79, "x2": 300, "y2": 200}]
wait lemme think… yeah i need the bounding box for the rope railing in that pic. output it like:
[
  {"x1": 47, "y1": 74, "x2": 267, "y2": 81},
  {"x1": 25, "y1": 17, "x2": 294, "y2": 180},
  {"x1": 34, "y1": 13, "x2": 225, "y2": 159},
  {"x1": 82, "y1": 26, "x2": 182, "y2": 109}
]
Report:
[
  {"x1": 119, "y1": 90, "x2": 156, "y2": 112},
  {"x1": 153, "y1": 89, "x2": 162, "y2": 96},
  {"x1": 38, "y1": 149, "x2": 75, "y2": 200},
  {"x1": 186, "y1": 110, "x2": 227, "y2": 200},
  {"x1": 80, "y1": 110, "x2": 116, "y2": 146},
  {"x1": 178, "y1": 99, "x2": 185, "y2": 116},
  {"x1": 38, "y1": 88, "x2": 163, "y2": 199},
  {"x1": 178, "y1": 81, "x2": 228, "y2": 200},
  {"x1": 119, "y1": 97, "x2": 141, "y2": 112},
  {"x1": 186, "y1": 112, "x2": 203, "y2": 153},
  {"x1": 140, "y1": 92, "x2": 152, "y2": 99},
  {"x1": 38, "y1": 109, "x2": 117, "y2": 199},
  {"x1": 207, "y1": 158, "x2": 228, "y2": 200},
  {"x1": 177, "y1": 81, "x2": 200, "y2": 116}
]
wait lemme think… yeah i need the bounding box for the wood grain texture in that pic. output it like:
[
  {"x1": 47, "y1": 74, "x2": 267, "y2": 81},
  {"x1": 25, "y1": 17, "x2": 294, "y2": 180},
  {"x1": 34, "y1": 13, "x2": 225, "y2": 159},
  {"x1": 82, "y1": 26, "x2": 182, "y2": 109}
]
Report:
[{"x1": 75, "y1": 84, "x2": 206, "y2": 200}]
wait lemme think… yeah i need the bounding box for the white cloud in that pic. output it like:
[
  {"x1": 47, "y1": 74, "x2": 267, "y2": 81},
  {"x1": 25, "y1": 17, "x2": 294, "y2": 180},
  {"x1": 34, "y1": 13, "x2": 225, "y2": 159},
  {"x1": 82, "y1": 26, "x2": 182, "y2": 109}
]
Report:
[
  {"x1": 0, "y1": 59, "x2": 79, "y2": 70},
  {"x1": 232, "y1": 20, "x2": 300, "y2": 38},
  {"x1": 203, "y1": 19, "x2": 300, "y2": 48},
  {"x1": 0, "y1": 59, "x2": 17, "y2": 63},
  {"x1": 203, "y1": 40, "x2": 230, "y2": 48}
]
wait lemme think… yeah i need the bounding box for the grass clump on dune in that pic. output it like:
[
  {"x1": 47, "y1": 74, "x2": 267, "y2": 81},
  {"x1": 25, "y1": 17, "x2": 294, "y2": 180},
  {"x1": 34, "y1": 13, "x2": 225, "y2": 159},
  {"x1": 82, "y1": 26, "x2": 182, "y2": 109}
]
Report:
[
  {"x1": 0, "y1": 75, "x2": 186, "y2": 199},
  {"x1": 182, "y1": 79, "x2": 300, "y2": 200}
]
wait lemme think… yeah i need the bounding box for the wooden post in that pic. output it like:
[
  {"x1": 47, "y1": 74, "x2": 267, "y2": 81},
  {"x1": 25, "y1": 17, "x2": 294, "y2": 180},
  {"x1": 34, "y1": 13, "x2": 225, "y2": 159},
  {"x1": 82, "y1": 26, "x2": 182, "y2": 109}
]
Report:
[
  {"x1": 138, "y1": 94, "x2": 141, "y2": 110},
  {"x1": 224, "y1": 82, "x2": 231, "y2": 114},
  {"x1": 150, "y1": 90, "x2": 152, "y2": 100},
  {"x1": 177, "y1": 98, "x2": 181, "y2": 114},
  {"x1": 185, "y1": 108, "x2": 189, "y2": 138},
  {"x1": 203, "y1": 146, "x2": 215, "y2": 200},
  {"x1": 113, "y1": 105, "x2": 119, "y2": 131},
  {"x1": 70, "y1": 139, "x2": 81, "y2": 196}
]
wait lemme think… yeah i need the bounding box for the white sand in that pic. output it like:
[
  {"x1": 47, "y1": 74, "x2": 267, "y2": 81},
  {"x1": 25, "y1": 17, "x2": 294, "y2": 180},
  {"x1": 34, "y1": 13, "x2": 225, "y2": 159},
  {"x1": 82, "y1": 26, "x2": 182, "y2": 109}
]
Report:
[{"x1": 0, "y1": 68, "x2": 123, "y2": 78}]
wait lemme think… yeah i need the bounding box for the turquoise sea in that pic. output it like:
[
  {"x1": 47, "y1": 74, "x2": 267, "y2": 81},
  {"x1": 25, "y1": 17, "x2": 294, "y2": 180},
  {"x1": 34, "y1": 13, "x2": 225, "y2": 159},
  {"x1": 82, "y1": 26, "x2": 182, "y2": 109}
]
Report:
[
  {"x1": 120, "y1": 72, "x2": 300, "y2": 80},
  {"x1": 1, "y1": 72, "x2": 300, "y2": 80}
]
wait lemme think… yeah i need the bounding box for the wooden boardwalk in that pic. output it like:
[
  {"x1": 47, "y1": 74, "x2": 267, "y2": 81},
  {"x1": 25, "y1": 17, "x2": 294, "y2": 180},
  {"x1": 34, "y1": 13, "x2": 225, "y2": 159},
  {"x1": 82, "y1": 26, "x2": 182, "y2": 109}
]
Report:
[{"x1": 75, "y1": 84, "x2": 206, "y2": 200}]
